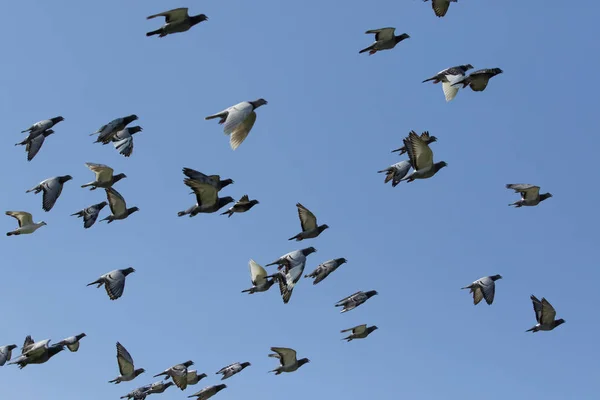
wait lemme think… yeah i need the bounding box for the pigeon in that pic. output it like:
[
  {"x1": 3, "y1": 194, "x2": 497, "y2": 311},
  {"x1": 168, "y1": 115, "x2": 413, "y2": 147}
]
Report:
[
  {"x1": 0, "y1": 344, "x2": 17, "y2": 366},
  {"x1": 506, "y1": 184, "x2": 553, "y2": 207},
  {"x1": 335, "y1": 290, "x2": 378, "y2": 313},
  {"x1": 391, "y1": 131, "x2": 437, "y2": 156},
  {"x1": 182, "y1": 168, "x2": 234, "y2": 191},
  {"x1": 423, "y1": 0, "x2": 457, "y2": 17},
  {"x1": 288, "y1": 203, "x2": 329, "y2": 241},
  {"x1": 146, "y1": 8, "x2": 208, "y2": 38},
  {"x1": 26, "y1": 175, "x2": 73, "y2": 211},
  {"x1": 187, "y1": 385, "x2": 227, "y2": 400},
  {"x1": 120, "y1": 386, "x2": 151, "y2": 400},
  {"x1": 71, "y1": 201, "x2": 108, "y2": 229},
  {"x1": 111, "y1": 126, "x2": 143, "y2": 157},
  {"x1": 401, "y1": 131, "x2": 447, "y2": 182},
  {"x1": 8, "y1": 343, "x2": 64, "y2": 369},
  {"x1": 91, "y1": 115, "x2": 138, "y2": 144},
  {"x1": 154, "y1": 360, "x2": 194, "y2": 391},
  {"x1": 452, "y1": 68, "x2": 503, "y2": 92},
  {"x1": 241, "y1": 259, "x2": 275, "y2": 294},
  {"x1": 5, "y1": 211, "x2": 46, "y2": 236},
  {"x1": 377, "y1": 161, "x2": 412, "y2": 187},
  {"x1": 145, "y1": 381, "x2": 175, "y2": 395},
  {"x1": 15, "y1": 129, "x2": 55, "y2": 161},
  {"x1": 359, "y1": 28, "x2": 409, "y2": 55},
  {"x1": 221, "y1": 195, "x2": 259, "y2": 218},
  {"x1": 21, "y1": 116, "x2": 64, "y2": 134},
  {"x1": 461, "y1": 275, "x2": 502, "y2": 305},
  {"x1": 186, "y1": 370, "x2": 208, "y2": 386},
  {"x1": 526, "y1": 295, "x2": 566, "y2": 332},
  {"x1": 340, "y1": 324, "x2": 379, "y2": 342},
  {"x1": 266, "y1": 247, "x2": 317, "y2": 270},
  {"x1": 178, "y1": 178, "x2": 234, "y2": 217},
  {"x1": 304, "y1": 258, "x2": 348, "y2": 285},
  {"x1": 87, "y1": 267, "x2": 136, "y2": 300},
  {"x1": 101, "y1": 188, "x2": 139, "y2": 223},
  {"x1": 269, "y1": 252, "x2": 315, "y2": 304},
  {"x1": 81, "y1": 163, "x2": 126, "y2": 190},
  {"x1": 422, "y1": 64, "x2": 474, "y2": 101},
  {"x1": 216, "y1": 362, "x2": 250, "y2": 380},
  {"x1": 268, "y1": 347, "x2": 310, "y2": 375},
  {"x1": 205, "y1": 99, "x2": 268, "y2": 150},
  {"x1": 109, "y1": 342, "x2": 145, "y2": 384},
  {"x1": 55, "y1": 333, "x2": 87, "y2": 352}
]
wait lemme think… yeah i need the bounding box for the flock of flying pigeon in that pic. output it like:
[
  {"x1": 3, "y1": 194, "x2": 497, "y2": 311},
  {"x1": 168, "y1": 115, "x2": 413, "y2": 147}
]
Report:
[{"x1": 1, "y1": 3, "x2": 565, "y2": 400}]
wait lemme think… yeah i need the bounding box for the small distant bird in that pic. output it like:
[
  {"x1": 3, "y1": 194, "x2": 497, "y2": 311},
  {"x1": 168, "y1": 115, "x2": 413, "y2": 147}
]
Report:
[
  {"x1": 452, "y1": 68, "x2": 503, "y2": 92},
  {"x1": 401, "y1": 131, "x2": 447, "y2": 182},
  {"x1": 422, "y1": 64, "x2": 474, "y2": 102},
  {"x1": 340, "y1": 324, "x2": 378, "y2": 342},
  {"x1": 378, "y1": 160, "x2": 412, "y2": 187},
  {"x1": 526, "y1": 295, "x2": 566, "y2": 333},
  {"x1": 391, "y1": 131, "x2": 437, "y2": 156},
  {"x1": 55, "y1": 333, "x2": 87, "y2": 352},
  {"x1": 221, "y1": 195, "x2": 259, "y2": 218},
  {"x1": 178, "y1": 178, "x2": 234, "y2": 217},
  {"x1": 71, "y1": 201, "x2": 108, "y2": 229},
  {"x1": 506, "y1": 184, "x2": 552, "y2": 207},
  {"x1": 81, "y1": 163, "x2": 126, "y2": 190},
  {"x1": 186, "y1": 370, "x2": 208, "y2": 386},
  {"x1": 241, "y1": 259, "x2": 275, "y2": 294},
  {"x1": 145, "y1": 381, "x2": 175, "y2": 395},
  {"x1": 147, "y1": 8, "x2": 208, "y2": 38},
  {"x1": 268, "y1": 347, "x2": 310, "y2": 375},
  {"x1": 423, "y1": 0, "x2": 457, "y2": 17},
  {"x1": 91, "y1": 115, "x2": 138, "y2": 144},
  {"x1": 266, "y1": 247, "x2": 317, "y2": 270},
  {"x1": 0, "y1": 344, "x2": 17, "y2": 366},
  {"x1": 461, "y1": 275, "x2": 502, "y2": 305},
  {"x1": 101, "y1": 188, "x2": 139, "y2": 223},
  {"x1": 205, "y1": 99, "x2": 268, "y2": 150},
  {"x1": 15, "y1": 129, "x2": 55, "y2": 161},
  {"x1": 87, "y1": 267, "x2": 136, "y2": 301},
  {"x1": 154, "y1": 360, "x2": 195, "y2": 391},
  {"x1": 111, "y1": 126, "x2": 143, "y2": 157},
  {"x1": 304, "y1": 258, "x2": 347, "y2": 285},
  {"x1": 359, "y1": 28, "x2": 409, "y2": 55},
  {"x1": 26, "y1": 175, "x2": 73, "y2": 212},
  {"x1": 109, "y1": 342, "x2": 145, "y2": 384},
  {"x1": 187, "y1": 384, "x2": 227, "y2": 400},
  {"x1": 335, "y1": 290, "x2": 378, "y2": 313},
  {"x1": 216, "y1": 362, "x2": 251, "y2": 380},
  {"x1": 5, "y1": 211, "x2": 46, "y2": 236},
  {"x1": 21, "y1": 116, "x2": 64, "y2": 134},
  {"x1": 288, "y1": 203, "x2": 329, "y2": 241}
]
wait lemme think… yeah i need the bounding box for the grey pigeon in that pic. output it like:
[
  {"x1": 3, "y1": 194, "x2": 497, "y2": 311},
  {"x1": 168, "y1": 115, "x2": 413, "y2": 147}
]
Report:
[
  {"x1": 145, "y1": 381, "x2": 175, "y2": 395},
  {"x1": 335, "y1": 290, "x2": 378, "y2": 313},
  {"x1": 8, "y1": 337, "x2": 64, "y2": 369},
  {"x1": 0, "y1": 344, "x2": 17, "y2": 366},
  {"x1": 453, "y1": 68, "x2": 503, "y2": 92},
  {"x1": 21, "y1": 116, "x2": 64, "y2": 134},
  {"x1": 268, "y1": 347, "x2": 309, "y2": 375},
  {"x1": 288, "y1": 203, "x2": 329, "y2": 241},
  {"x1": 26, "y1": 175, "x2": 73, "y2": 212},
  {"x1": 266, "y1": 247, "x2": 317, "y2": 270},
  {"x1": 187, "y1": 384, "x2": 227, "y2": 400},
  {"x1": 147, "y1": 8, "x2": 208, "y2": 38},
  {"x1": 422, "y1": 64, "x2": 474, "y2": 101},
  {"x1": 506, "y1": 184, "x2": 552, "y2": 207},
  {"x1": 101, "y1": 187, "x2": 139, "y2": 223},
  {"x1": 401, "y1": 131, "x2": 447, "y2": 182},
  {"x1": 182, "y1": 168, "x2": 234, "y2": 191},
  {"x1": 359, "y1": 28, "x2": 409, "y2": 55},
  {"x1": 109, "y1": 342, "x2": 145, "y2": 384},
  {"x1": 112, "y1": 126, "x2": 143, "y2": 157},
  {"x1": 5, "y1": 211, "x2": 46, "y2": 236},
  {"x1": 120, "y1": 386, "x2": 151, "y2": 400},
  {"x1": 178, "y1": 178, "x2": 234, "y2": 217},
  {"x1": 154, "y1": 360, "x2": 194, "y2": 391},
  {"x1": 205, "y1": 99, "x2": 268, "y2": 150},
  {"x1": 268, "y1": 249, "x2": 317, "y2": 304},
  {"x1": 241, "y1": 259, "x2": 275, "y2": 294},
  {"x1": 186, "y1": 370, "x2": 208, "y2": 386},
  {"x1": 15, "y1": 129, "x2": 55, "y2": 161},
  {"x1": 221, "y1": 195, "x2": 259, "y2": 218},
  {"x1": 424, "y1": 0, "x2": 457, "y2": 17},
  {"x1": 87, "y1": 267, "x2": 136, "y2": 301},
  {"x1": 91, "y1": 115, "x2": 138, "y2": 144},
  {"x1": 391, "y1": 131, "x2": 437, "y2": 156},
  {"x1": 340, "y1": 324, "x2": 379, "y2": 342},
  {"x1": 55, "y1": 333, "x2": 87, "y2": 352},
  {"x1": 216, "y1": 362, "x2": 251, "y2": 380},
  {"x1": 377, "y1": 160, "x2": 412, "y2": 187},
  {"x1": 304, "y1": 258, "x2": 348, "y2": 285},
  {"x1": 81, "y1": 163, "x2": 126, "y2": 190},
  {"x1": 526, "y1": 295, "x2": 566, "y2": 333},
  {"x1": 461, "y1": 275, "x2": 502, "y2": 305},
  {"x1": 71, "y1": 201, "x2": 108, "y2": 229}
]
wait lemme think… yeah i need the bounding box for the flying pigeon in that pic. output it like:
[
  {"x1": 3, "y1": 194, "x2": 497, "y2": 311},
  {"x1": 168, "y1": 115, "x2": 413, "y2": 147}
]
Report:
[
  {"x1": 241, "y1": 259, "x2": 275, "y2": 294},
  {"x1": 268, "y1": 250, "x2": 316, "y2": 303},
  {"x1": 154, "y1": 360, "x2": 194, "y2": 391},
  {"x1": 91, "y1": 115, "x2": 138, "y2": 144},
  {"x1": 15, "y1": 129, "x2": 55, "y2": 161},
  {"x1": 216, "y1": 362, "x2": 251, "y2": 380},
  {"x1": 109, "y1": 342, "x2": 145, "y2": 384},
  {"x1": 461, "y1": 275, "x2": 502, "y2": 305},
  {"x1": 401, "y1": 131, "x2": 447, "y2": 182},
  {"x1": 81, "y1": 163, "x2": 126, "y2": 190},
  {"x1": 71, "y1": 201, "x2": 108, "y2": 229},
  {"x1": 120, "y1": 386, "x2": 151, "y2": 400},
  {"x1": 144, "y1": 381, "x2": 175, "y2": 395},
  {"x1": 178, "y1": 178, "x2": 234, "y2": 217},
  {"x1": 526, "y1": 295, "x2": 566, "y2": 333},
  {"x1": 182, "y1": 168, "x2": 234, "y2": 191},
  {"x1": 391, "y1": 131, "x2": 437, "y2": 155},
  {"x1": 506, "y1": 184, "x2": 553, "y2": 207},
  {"x1": 8, "y1": 337, "x2": 64, "y2": 369},
  {"x1": 377, "y1": 160, "x2": 412, "y2": 187},
  {"x1": 0, "y1": 344, "x2": 17, "y2": 366},
  {"x1": 304, "y1": 258, "x2": 348, "y2": 285},
  {"x1": 111, "y1": 126, "x2": 143, "y2": 157},
  {"x1": 221, "y1": 195, "x2": 259, "y2": 218},
  {"x1": 422, "y1": 64, "x2": 474, "y2": 101},
  {"x1": 21, "y1": 116, "x2": 64, "y2": 134},
  {"x1": 26, "y1": 175, "x2": 73, "y2": 212},
  {"x1": 186, "y1": 370, "x2": 208, "y2": 386},
  {"x1": 359, "y1": 28, "x2": 409, "y2": 55},
  {"x1": 268, "y1": 347, "x2": 310, "y2": 375},
  {"x1": 101, "y1": 188, "x2": 139, "y2": 223},
  {"x1": 187, "y1": 384, "x2": 227, "y2": 400},
  {"x1": 147, "y1": 8, "x2": 208, "y2": 38},
  {"x1": 5, "y1": 211, "x2": 46, "y2": 236},
  {"x1": 423, "y1": 0, "x2": 457, "y2": 17},
  {"x1": 55, "y1": 333, "x2": 87, "y2": 352},
  {"x1": 87, "y1": 267, "x2": 136, "y2": 300},
  {"x1": 335, "y1": 290, "x2": 378, "y2": 313},
  {"x1": 205, "y1": 99, "x2": 268, "y2": 150},
  {"x1": 452, "y1": 68, "x2": 503, "y2": 92},
  {"x1": 289, "y1": 203, "x2": 329, "y2": 241},
  {"x1": 266, "y1": 247, "x2": 317, "y2": 270},
  {"x1": 341, "y1": 324, "x2": 379, "y2": 342}
]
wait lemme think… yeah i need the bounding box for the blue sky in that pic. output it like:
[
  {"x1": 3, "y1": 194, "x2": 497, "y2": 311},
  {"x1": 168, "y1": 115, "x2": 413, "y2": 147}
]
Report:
[{"x1": 1, "y1": 0, "x2": 599, "y2": 399}]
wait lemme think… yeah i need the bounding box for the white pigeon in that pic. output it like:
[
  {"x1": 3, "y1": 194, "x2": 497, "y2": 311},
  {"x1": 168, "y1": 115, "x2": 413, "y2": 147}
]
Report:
[
  {"x1": 205, "y1": 99, "x2": 268, "y2": 150},
  {"x1": 5, "y1": 211, "x2": 46, "y2": 236}
]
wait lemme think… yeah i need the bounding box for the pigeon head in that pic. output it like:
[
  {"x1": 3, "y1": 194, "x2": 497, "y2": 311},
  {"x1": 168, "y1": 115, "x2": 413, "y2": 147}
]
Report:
[
  {"x1": 462, "y1": 64, "x2": 474, "y2": 71},
  {"x1": 365, "y1": 290, "x2": 378, "y2": 298},
  {"x1": 128, "y1": 207, "x2": 140, "y2": 215},
  {"x1": 491, "y1": 274, "x2": 503, "y2": 281},
  {"x1": 198, "y1": 373, "x2": 208, "y2": 379},
  {"x1": 395, "y1": 33, "x2": 410, "y2": 43},
  {"x1": 249, "y1": 199, "x2": 260, "y2": 206},
  {"x1": 370, "y1": 326, "x2": 379, "y2": 331},
  {"x1": 60, "y1": 175, "x2": 74, "y2": 183},
  {"x1": 540, "y1": 193, "x2": 553, "y2": 201},
  {"x1": 555, "y1": 319, "x2": 566, "y2": 327},
  {"x1": 44, "y1": 129, "x2": 56, "y2": 137},
  {"x1": 492, "y1": 68, "x2": 503, "y2": 75},
  {"x1": 6, "y1": 344, "x2": 17, "y2": 351},
  {"x1": 297, "y1": 358, "x2": 310, "y2": 367},
  {"x1": 336, "y1": 258, "x2": 348, "y2": 265},
  {"x1": 76, "y1": 333, "x2": 87, "y2": 340},
  {"x1": 250, "y1": 98, "x2": 268, "y2": 109},
  {"x1": 220, "y1": 178, "x2": 234, "y2": 188},
  {"x1": 182, "y1": 360, "x2": 195, "y2": 367},
  {"x1": 129, "y1": 126, "x2": 143, "y2": 134},
  {"x1": 113, "y1": 173, "x2": 127, "y2": 183},
  {"x1": 134, "y1": 368, "x2": 146, "y2": 377},
  {"x1": 123, "y1": 267, "x2": 136, "y2": 276},
  {"x1": 40, "y1": 221, "x2": 48, "y2": 226},
  {"x1": 51, "y1": 116, "x2": 65, "y2": 124},
  {"x1": 124, "y1": 115, "x2": 139, "y2": 125},
  {"x1": 240, "y1": 362, "x2": 251, "y2": 368},
  {"x1": 318, "y1": 224, "x2": 329, "y2": 233},
  {"x1": 434, "y1": 161, "x2": 448, "y2": 171},
  {"x1": 220, "y1": 197, "x2": 235, "y2": 207},
  {"x1": 98, "y1": 201, "x2": 108, "y2": 209},
  {"x1": 302, "y1": 247, "x2": 317, "y2": 256},
  {"x1": 190, "y1": 14, "x2": 208, "y2": 26}
]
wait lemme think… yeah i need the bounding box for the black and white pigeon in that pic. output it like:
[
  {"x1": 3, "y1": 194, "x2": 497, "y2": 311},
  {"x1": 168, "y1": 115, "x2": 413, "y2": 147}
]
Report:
[
  {"x1": 359, "y1": 28, "x2": 409, "y2": 55},
  {"x1": 21, "y1": 116, "x2": 64, "y2": 134},
  {"x1": 186, "y1": 370, "x2": 208, "y2": 386},
  {"x1": 461, "y1": 275, "x2": 502, "y2": 305},
  {"x1": 241, "y1": 259, "x2": 275, "y2": 294},
  {"x1": 340, "y1": 324, "x2": 379, "y2": 342},
  {"x1": 506, "y1": 184, "x2": 553, "y2": 207},
  {"x1": 267, "y1": 249, "x2": 317, "y2": 304},
  {"x1": 187, "y1": 384, "x2": 227, "y2": 400},
  {"x1": 182, "y1": 168, "x2": 234, "y2": 192},
  {"x1": 55, "y1": 333, "x2": 87, "y2": 352},
  {"x1": 0, "y1": 344, "x2": 17, "y2": 366},
  {"x1": 145, "y1": 381, "x2": 175, "y2": 395},
  {"x1": 391, "y1": 131, "x2": 437, "y2": 156},
  {"x1": 178, "y1": 178, "x2": 234, "y2": 217},
  {"x1": 288, "y1": 203, "x2": 329, "y2": 241},
  {"x1": 101, "y1": 188, "x2": 139, "y2": 223},
  {"x1": 71, "y1": 201, "x2": 108, "y2": 229},
  {"x1": 91, "y1": 115, "x2": 138, "y2": 144},
  {"x1": 423, "y1": 0, "x2": 457, "y2": 17},
  {"x1": 377, "y1": 160, "x2": 412, "y2": 187},
  {"x1": 81, "y1": 163, "x2": 126, "y2": 190},
  {"x1": 268, "y1": 347, "x2": 310, "y2": 375},
  {"x1": 205, "y1": 99, "x2": 268, "y2": 150},
  {"x1": 147, "y1": 8, "x2": 208, "y2": 38},
  {"x1": 221, "y1": 195, "x2": 259, "y2": 218},
  {"x1": 452, "y1": 68, "x2": 503, "y2": 92},
  {"x1": 15, "y1": 129, "x2": 55, "y2": 161},
  {"x1": 305, "y1": 258, "x2": 348, "y2": 285},
  {"x1": 401, "y1": 131, "x2": 447, "y2": 183},
  {"x1": 526, "y1": 295, "x2": 566, "y2": 333},
  {"x1": 109, "y1": 342, "x2": 145, "y2": 384},
  {"x1": 422, "y1": 64, "x2": 474, "y2": 101},
  {"x1": 216, "y1": 362, "x2": 251, "y2": 380},
  {"x1": 111, "y1": 126, "x2": 143, "y2": 157},
  {"x1": 335, "y1": 290, "x2": 378, "y2": 313},
  {"x1": 26, "y1": 175, "x2": 73, "y2": 212},
  {"x1": 266, "y1": 247, "x2": 317, "y2": 271},
  {"x1": 5, "y1": 211, "x2": 46, "y2": 236},
  {"x1": 154, "y1": 360, "x2": 194, "y2": 391},
  {"x1": 87, "y1": 267, "x2": 136, "y2": 301}
]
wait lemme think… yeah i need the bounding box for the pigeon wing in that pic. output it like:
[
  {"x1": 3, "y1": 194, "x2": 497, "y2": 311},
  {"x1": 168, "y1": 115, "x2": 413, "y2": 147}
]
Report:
[
  {"x1": 86, "y1": 163, "x2": 114, "y2": 183},
  {"x1": 296, "y1": 203, "x2": 317, "y2": 231},
  {"x1": 431, "y1": 0, "x2": 450, "y2": 17},
  {"x1": 26, "y1": 135, "x2": 46, "y2": 161},
  {"x1": 114, "y1": 137, "x2": 134, "y2": 157},
  {"x1": 480, "y1": 280, "x2": 496, "y2": 305},
  {"x1": 83, "y1": 207, "x2": 101, "y2": 229},
  {"x1": 365, "y1": 27, "x2": 395, "y2": 41},
  {"x1": 184, "y1": 179, "x2": 218, "y2": 207},
  {"x1": 106, "y1": 272, "x2": 126, "y2": 300},
  {"x1": 506, "y1": 184, "x2": 540, "y2": 201},
  {"x1": 6, "y1": 211, "x2": 32, "y2": 227},
  {"x1": 229, "y1": 110, "x2": 256, "y2": 151},
  {"x1": 270, "y1": 347, "x2": 297, "y2": 367},
  {"x1": 249, "y1": 259, "x2": 267, "y2": 285},
  {"x1": 530, "y1": 295, "x2": 544, "y2": 323},
  {"x1": 147, "y1": 7, "x2": 189, "y2": 23},
  {"x1": 404, "y1": 131, "x2": 433, "y2": 170},
  {"x1": 116, "y1": 342, "x2": 135, "y2": 376},
  {"x1": 336, "y1": 291, "x2": 362, "y2": 306},
  {"x1": 223, "y1": 102, "x2": 254, "y2": 135},
  {"x1": 540, "y1": 298, "x2": 557, "y2": 325},
  {"x1": 41, "y1": 179, "x2": 64, "y2": 212},
  {"x1": 106, "y1": 188, "x2": 127, "y2": 216},
  {"x1": 67, "y1": 341, "x2": 80, "y2": 352}
]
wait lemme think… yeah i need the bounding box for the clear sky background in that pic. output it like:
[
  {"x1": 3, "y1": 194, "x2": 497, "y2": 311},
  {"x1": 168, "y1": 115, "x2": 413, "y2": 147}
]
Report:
[{"x1": 1, "y1": 1, "x2": 599, "y2": 399}]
